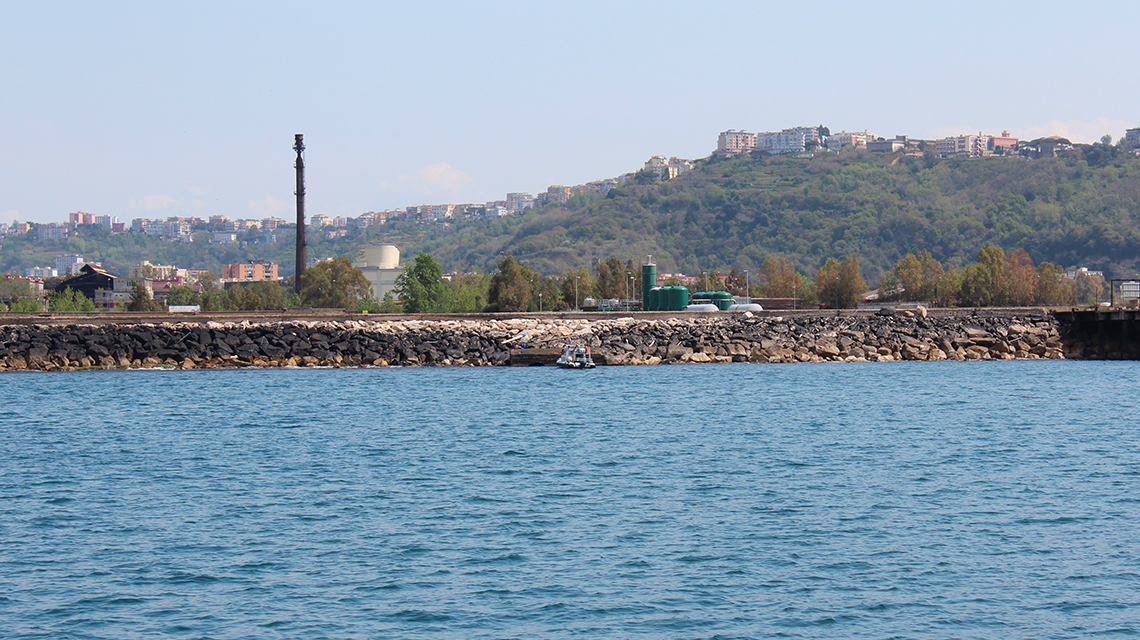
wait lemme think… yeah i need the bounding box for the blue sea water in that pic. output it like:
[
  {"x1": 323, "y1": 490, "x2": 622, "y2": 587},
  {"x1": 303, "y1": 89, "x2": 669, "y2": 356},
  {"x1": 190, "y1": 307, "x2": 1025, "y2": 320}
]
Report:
[{"x1": 1, "y1": 361, "x2": 1138, "y2": 639}]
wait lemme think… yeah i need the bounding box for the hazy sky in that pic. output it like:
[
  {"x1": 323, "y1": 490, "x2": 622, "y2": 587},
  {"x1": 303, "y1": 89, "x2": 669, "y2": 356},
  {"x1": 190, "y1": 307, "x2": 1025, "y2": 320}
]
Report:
[{"x1": 3, "y1": 1, "x2": 1137, "y2": 224}]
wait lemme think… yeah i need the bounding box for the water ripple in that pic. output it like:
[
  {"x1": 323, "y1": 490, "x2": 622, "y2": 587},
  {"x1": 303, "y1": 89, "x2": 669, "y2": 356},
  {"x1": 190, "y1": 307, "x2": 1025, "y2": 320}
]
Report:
[{"x1": 1, "y1": 361, "x2": 1139, "y2": 638}]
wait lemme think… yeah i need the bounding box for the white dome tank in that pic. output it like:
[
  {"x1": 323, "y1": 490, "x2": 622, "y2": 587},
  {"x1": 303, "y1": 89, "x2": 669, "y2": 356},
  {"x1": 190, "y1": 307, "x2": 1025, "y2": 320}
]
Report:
[{"x1": 363, "y1": 244, "x2": 400, "y2": 269}]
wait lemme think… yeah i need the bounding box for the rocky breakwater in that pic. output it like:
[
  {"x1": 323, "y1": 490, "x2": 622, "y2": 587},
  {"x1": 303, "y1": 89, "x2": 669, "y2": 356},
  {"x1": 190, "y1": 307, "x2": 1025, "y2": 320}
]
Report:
[
  {"x1": 0, "y1": 309, "x2": 1065, "y2": 372},
  {"x1": 524, "y1": 308, "x2": 1066, "y2": 364},
  {"x1": 0, "y1": 319, "x2": 524, "y2": 370}
]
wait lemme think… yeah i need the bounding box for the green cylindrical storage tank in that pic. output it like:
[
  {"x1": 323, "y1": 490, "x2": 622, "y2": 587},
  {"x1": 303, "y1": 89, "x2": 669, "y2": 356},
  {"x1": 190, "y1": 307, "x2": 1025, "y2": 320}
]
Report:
[
  {"x1": 647, "y1": 287, "x2": 662, "y2": 311},
  {"x1": 641, "y1": 264, "x2": 656, "y2": 308},
  {"x1": 716, "y1": 297, "x2": 734, "y2": 310},
  {"x1": 667, "y1": 285, "x2": 689, "y2": 311}
]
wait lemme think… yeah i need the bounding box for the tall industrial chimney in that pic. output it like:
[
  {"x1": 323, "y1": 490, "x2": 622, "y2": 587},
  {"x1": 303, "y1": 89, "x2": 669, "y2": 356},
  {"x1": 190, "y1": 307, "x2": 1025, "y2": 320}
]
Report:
[{"x1": 293, "y1": 134, "x2": 305, "y2": 294}]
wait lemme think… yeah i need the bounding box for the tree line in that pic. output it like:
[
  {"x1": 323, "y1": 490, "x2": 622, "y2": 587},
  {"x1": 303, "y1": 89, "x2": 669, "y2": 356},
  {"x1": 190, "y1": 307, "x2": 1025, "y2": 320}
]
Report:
[
  {"x1": 0, "y1": 243, "x2": 1110, "y2": 314},
  {"x1": 389, "y1": 244, "x2": 1107, "y2": 312}
]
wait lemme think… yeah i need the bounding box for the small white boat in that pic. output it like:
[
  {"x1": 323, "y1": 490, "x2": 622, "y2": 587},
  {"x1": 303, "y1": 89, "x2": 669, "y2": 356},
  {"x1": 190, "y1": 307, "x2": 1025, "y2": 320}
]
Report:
[{"x1": 556, "y1": 344, "x2": 596, "y2": 369}]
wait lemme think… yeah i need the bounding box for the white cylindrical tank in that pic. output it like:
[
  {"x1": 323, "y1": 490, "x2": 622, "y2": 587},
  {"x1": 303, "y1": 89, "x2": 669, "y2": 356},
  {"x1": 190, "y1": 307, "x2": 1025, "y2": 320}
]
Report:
[{"x1": 363, "y1": 244, "x2": 400, "y2": 269}]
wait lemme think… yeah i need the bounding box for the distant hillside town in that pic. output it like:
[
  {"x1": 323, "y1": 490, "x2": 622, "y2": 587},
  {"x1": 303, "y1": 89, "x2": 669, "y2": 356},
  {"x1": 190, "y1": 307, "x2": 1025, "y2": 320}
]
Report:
[
  {"x1": 2, "y1": 121, "x2": 1137, "y2": 302},
  {"x1": 6, "y1": 123, "x2": 1138, "y2": 247},
  {"x1": 714, "y1": 126, "x2": 1140, "y2": 158}
]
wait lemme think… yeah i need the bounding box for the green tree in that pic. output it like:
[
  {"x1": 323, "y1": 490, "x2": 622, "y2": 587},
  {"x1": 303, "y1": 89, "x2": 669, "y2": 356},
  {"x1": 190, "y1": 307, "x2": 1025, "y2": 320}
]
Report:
[
  {"x1": 815, "y1": 254, "x2": 865, "y2": 308},
  {"x1": 167, "y1": 285, "x2": 197, "y2": 306},
  {"x1": 1007, "y1": 248, "x2": 1037, "y2": 306},
  {"x1": 395, "y1": 252, "x2": 445, "y2": 312},
  {"x1": 760, "y1": 256, "x2": 799, "y2": 298},
  {"x1": 9, "y1": 297, "x2": 44, "y2": 312},
  {"x1": 48, "y1": 287, "x2": 97, "y2": 312},
  {"x1": 958, "y1": 245, "x2": 1011, "y2": 307},
  {"x1": 1035, "y1": 262, "x2": 1073, "y2": 306},
  {"x1": 441, "y1": 272, "x2": 491, "y2": 312},
  {"x1": 595, "y1": 257, "x2": 627, "y2": 299},
  {"x1": 127, "y1": 281, "x2": 162, "y2": 312},
  {"x1": 879, "y1": 250, "x2": 945, "y2": 302},
  {"x1": 197, "y1": 271, "x2": 221, "y2": 292},
  {"x1": 248, "y1": 281, "x2": 284, "y2": 310},
  {"x1": 379, "y1": 291, "x2": 399, "y2": 313},
  {"x1": 560, "y1": 267, "x2": 596, "y2": 309},
  {"x1": 300, "y1": 257, "x2": 371, "y2": 308},
  {"x1": 488, "y1": 255, "x2": 535, "y2": 311}
]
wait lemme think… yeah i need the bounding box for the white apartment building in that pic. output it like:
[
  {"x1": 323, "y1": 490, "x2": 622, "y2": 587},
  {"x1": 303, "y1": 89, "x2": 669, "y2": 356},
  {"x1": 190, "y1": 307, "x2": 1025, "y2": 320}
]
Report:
[
  {"x1": 1126, "y1": 128, "x2": 1140, "y2": 150},
  {"x1": 935, "y1": 134, "x2": 987, "y2": 158},
  {"x1": 26, "y1": 266, "x2": 58, "y2": 278},
  {"x1": 756, "y1": 127, "x2": 823, "y2": 154},
  {"x1": 644, "y1": 156, "x2": 695, "y2": 179},
  {"x1": 55, "y1": 254, "x2": 85, "y2": 276},
  {"x1": 506, "y1": 193, "x2": 535, "y2": 213},
  {"x1": 827, "y1": 130, "x2": 873, "y2": 151},
  {"x1": 310, "y1": 214, "x2": 330, "y2": 228}
]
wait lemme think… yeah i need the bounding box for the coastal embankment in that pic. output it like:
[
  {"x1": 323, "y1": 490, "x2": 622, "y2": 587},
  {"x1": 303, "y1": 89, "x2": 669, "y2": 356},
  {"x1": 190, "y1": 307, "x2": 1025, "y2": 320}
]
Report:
[{"x1": 0, "y1": 308, "x2": 1089, "y2": 371}]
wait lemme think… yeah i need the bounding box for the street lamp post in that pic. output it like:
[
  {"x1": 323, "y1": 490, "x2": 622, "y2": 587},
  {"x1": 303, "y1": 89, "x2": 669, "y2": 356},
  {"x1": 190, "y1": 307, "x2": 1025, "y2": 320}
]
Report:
[
  {"x1": 539, "y1": 292, "x2": 542, "y2": 312},
  {"x1": 744, "y1": 270, "x2": 750, "y2": 300},
  {"x1": 702, "y1": 271, "x2": 708, "y2": 292},
  {"x1": 575, "y1": 276, "x2": 580, "y2": 310},
  {"x1": 625, "y1": 271, "x2": 630, "y2": 306}
]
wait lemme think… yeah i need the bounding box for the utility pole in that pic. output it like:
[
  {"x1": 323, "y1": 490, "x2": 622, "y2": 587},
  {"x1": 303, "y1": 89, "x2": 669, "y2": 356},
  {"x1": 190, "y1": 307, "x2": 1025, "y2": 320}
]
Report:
[{"x1": 293, "y1": 134, "x2": 306, "y2": 294}]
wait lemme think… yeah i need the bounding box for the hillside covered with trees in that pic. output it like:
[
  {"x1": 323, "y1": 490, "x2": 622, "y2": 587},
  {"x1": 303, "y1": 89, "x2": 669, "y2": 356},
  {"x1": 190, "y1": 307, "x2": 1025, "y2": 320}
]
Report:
[
  {"x1": 4, "y1": 143, "x2": 1138, "y2": 290},
  {"x1": 399, "y1": 144, "x2": 1140, "y2": 283}
]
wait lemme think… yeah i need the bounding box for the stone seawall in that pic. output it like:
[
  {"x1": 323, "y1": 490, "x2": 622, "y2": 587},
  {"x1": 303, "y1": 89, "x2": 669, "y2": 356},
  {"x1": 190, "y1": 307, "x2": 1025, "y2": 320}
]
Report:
[{"x1": 0, "y1": 309, "x2": 1068, "y2": 371}]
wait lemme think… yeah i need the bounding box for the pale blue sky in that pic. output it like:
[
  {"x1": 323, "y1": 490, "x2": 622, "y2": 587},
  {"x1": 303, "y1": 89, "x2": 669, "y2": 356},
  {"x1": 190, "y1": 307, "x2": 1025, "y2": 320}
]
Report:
[{"x1": 2, "y1": 0, "x2": 1137, "y2": 224}]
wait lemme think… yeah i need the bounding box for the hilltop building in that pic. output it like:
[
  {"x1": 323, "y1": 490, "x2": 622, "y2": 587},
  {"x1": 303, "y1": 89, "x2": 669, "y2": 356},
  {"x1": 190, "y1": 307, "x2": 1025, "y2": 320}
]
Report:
[
  {"x1": 827, "y1": 130, "x2": 874, "y2": 151},
  {"x1": 935, "y1": 131, "x2": 1019, "y2": 157},
  {"x1": 1125, "y1": 127, "x2": 1140, "y2": 150},
  {"x1": 644, "y1": 156, "x2": 694, "y2": 179},
  {"x1": 716, "y1": 130, "x2": 757, "y2": 155}
]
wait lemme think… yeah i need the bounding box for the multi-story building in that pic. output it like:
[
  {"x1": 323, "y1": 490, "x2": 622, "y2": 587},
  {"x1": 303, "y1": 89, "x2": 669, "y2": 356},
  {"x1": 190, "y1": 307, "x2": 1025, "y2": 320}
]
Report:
[
  {"x1": 94, "y1": 215, "x2": 118, "y2": 229},
  {"x1": 989, "y1": 131, "x2": 1019, "y2": 153},
  {"x1": 506, "y1": 193, "x2": 535, "y2": 213},
  {"x1": 36, "y1": 224, "x2": 70, "y2": 240},
  {"x1": 25, "y1": 266, "x2": 58, "y2": 278},
  {"x1": 1125, "y1": 128, "x2": 1140, "y2": 150},
  {"x1": 756, "y1": 127, "x2": 823, "y2": 154},
  {"x1": 935, "y1": 134, "x2": 984, "y2": 158},
  {"x1": 348, "y1": 214, "x2": 373, "y2": 229},
  {"x1": 644, "y1": 156, "x2": 695, "y2": 179},
  {"x1": 827, "y1": 130, "x2": 873, "y2": 151},
  {"x1": 717, "y1": 130, "x2": 757, "y2": 155},
  {"x1": 867, "y1": 136, "x2": 908, "y2": 153},
  {"x1": 310, "y1": 214, "x2": 330, "y2": 228},
  {"x1": 164, "y1": 220, "x2": 192, "y2": 238},
  {"x1": 221, "y1": 261, "x2": 279, "y2": 282},
  {"x1": 429, "y1": 204, "x2": 454, "y2": 220},
  {"x1": 68, "y1": 211, "x2": 96, "y2": 226},
  {"x1": 55, "y1": 255, "x2": 86, "y2": 276},
  {"x1": 545, "y1": 185, "x2": 574, "y2": 203},
  {"x1": 130, "y1": 261, "x2": 186, "y2": 280}
]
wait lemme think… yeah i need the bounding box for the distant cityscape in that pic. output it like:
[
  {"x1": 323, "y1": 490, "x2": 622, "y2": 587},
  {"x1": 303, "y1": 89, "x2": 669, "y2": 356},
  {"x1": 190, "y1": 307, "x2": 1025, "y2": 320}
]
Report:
[{"x1": 4, "y1": 123, "x2": 1138, "y2": 300}]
